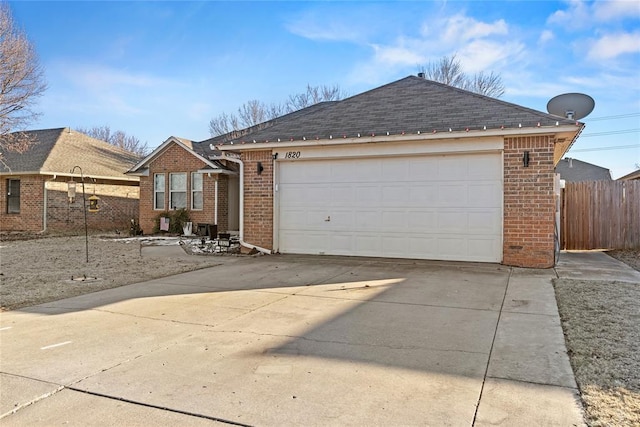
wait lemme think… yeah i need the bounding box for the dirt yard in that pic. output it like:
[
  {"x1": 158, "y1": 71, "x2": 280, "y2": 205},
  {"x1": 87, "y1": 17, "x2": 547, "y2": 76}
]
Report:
[
  {"x1": 0, "y1": 234, "x2": 237, "y2": 311},
  {"x1": 554, "y1": 249, "x2": 640, "y2": 427}
]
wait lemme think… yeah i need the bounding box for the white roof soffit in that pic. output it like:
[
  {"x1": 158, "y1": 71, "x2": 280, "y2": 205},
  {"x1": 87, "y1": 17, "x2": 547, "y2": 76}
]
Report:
[{"x1": 213, "y1": 124, "x2": 582, "y2": 151}]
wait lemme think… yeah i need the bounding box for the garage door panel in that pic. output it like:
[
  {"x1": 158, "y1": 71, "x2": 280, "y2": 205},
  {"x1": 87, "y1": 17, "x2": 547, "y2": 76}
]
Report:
[
  {"x1": 382, "y1": 185, "x2": 410, "y2": 206},
  {"x1": 281, "y1": 184, "x2": 331, "y2": 206},
  {"x1": 382, "y1": 210, "x2": 407, "y2": 229},
  {"x1": 437, "y1": 211, "x2": 468, "y2": 233},
  {"x1": 469, "y1": 154, "x2": 502, "y2": 179},
  {"x1": 408, "y1": 185, "x2": 438, "y2": 206},
  {"x1": 438, "y1": 184, "x2": 468, "y2": 207},
  {"x1": 355, "y1": 210, "x2": 381, "y2": 230},
  {"x1": 277, "y1": 154, "x2": 502, "y2": 262},
  {"x1": 355, "y1": 185, "x2": 382, "y2": 206},
  {"x1": 468, "y1": 183, "x2": 501, "y2": 207},
  {"x1": 409, "y1": 159, "x2": 439, "y2": 181},
  {"x1": 331, "y1": 185, "x2": 354, "y2": 206},
  {"x1": 280, "y1": 231, "x2": 327, "y2": 253},
  {"x1": 407, "y1": 210, "x2": 437, "y2": 231},
  {"x1": 382, "y1": 158, "x2": 409, "y2": 180},
  {"x1": 468, "y1": 211, "x2": 501, "y2": 234},
  {"x1": 355, "y1": 235, "x2": 382, "y2": 255},
  {"x1": 438, "y1": 157, "x2": 468, "y2": 180}
]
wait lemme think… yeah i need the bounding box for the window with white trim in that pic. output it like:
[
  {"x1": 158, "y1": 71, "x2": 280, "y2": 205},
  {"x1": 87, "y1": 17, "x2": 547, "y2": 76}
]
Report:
[
  {"x1": 191, "y1": 172, "x2": 203, "y2": 210},
  {"x1": 169, "y1": 173, "x2": 187, "y2": 209},
  {"x1": 154, "y1": 173, "x2": 165, "y2": 210},
  {"x1": 6, "y1": 179, "x2": 20, "y2": 213}
]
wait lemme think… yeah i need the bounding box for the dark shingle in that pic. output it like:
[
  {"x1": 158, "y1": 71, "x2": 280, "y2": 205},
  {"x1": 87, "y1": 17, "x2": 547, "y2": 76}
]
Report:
[
  {"x1": 205, "y1": 76, "x2": 578, "y2": 146},
  {"x1": 555, "y1": 158, "x2": 612, "y2": 182}
]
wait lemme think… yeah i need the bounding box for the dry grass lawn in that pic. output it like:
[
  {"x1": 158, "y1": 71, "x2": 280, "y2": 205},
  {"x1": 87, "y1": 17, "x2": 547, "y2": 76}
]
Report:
[
  {"x1": 0, "y1": 234, "x2": 233, "y2": 311},
  {"x1": 554, "y1": 249, "x2": 640, "y2": 427}
]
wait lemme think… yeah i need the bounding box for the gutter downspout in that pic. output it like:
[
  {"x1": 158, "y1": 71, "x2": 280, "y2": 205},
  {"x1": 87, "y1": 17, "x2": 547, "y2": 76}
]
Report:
[
  {"x1": 215, "y1": 152, "x2": 271, "y2": 254},
  {"x1": 214, "y1": 178, "x2": 218, "y2": 226},
  {"x1": 41, "y1": 174, "x2": 57, "y2": 233}
]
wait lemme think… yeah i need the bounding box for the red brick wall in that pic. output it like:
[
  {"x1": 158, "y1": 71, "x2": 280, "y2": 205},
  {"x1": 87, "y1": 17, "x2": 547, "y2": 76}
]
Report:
[
  {"x1": 0, "y1": 175, "x2": 45, "y2": 232},
  {"x1": 503, "y1": 136, "x2": 556, "y2": 268},
  {"x1": 241, "y1": 150, "x2": 273, "y2": 249},
  {"x1": 139, "y1": 144, "x2": 229, "y2": 235},
  {"x1": 0, "y1": 176, "x2": 139, "y2": 233}
]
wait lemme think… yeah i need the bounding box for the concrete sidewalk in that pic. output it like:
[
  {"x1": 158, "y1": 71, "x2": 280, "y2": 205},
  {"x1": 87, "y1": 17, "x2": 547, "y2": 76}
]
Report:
[{"x1": 1, "y1": 253, "x2": 590, "y2": 426}]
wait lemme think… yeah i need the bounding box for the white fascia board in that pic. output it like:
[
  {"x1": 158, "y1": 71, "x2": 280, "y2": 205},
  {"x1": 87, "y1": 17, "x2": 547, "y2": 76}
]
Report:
[
  {"x1": 196, "y1": 168, "x2": 238, "y2": 175},
  {"x1": 48, "y1": 171, "x2": 141, "y2": 182},
  {"x1": 215, "y1": 125, "x2": 581, "y2": 152},
  {"x1": 273, "y1": 137, "x2": 503, "y2": 161}
]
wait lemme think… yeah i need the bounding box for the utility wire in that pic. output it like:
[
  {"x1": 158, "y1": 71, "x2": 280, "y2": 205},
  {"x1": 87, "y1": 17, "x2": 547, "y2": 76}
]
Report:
[
  {"x1": 586, "y1": 112, "x2": 640, "y2": 121},
  {"x1": 580, "y1": 128, "x2": 640, "y2": 137},
  {"x1": 571, "y1": 144, "x2": 640, "y2": 153}
]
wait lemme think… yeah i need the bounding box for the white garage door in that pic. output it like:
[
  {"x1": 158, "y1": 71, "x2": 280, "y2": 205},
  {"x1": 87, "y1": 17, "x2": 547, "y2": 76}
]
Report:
[{"x1": 277, "y1": 153, "x2": 502, "y2": 262}]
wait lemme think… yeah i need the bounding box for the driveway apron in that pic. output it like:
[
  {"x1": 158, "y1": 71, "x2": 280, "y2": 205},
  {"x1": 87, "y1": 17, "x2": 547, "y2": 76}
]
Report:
[{"x1": 0, "y1": 255, "x2": 584, "y2": 426}]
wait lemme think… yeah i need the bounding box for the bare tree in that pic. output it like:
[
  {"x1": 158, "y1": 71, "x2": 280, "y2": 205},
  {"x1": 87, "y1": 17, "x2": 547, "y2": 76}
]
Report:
[
  {"x1": 76, "y1": 125, "x2": 148, "y2": 157},
  {"x1": 419, "y1": 54, "x2": 505, "y2": 98},
  {"x1": 208, "y1": 84, "x2": 347, "y2": 137},
  {"x1": 0, "y1": 2, "x2": 47, "y2": 163}
]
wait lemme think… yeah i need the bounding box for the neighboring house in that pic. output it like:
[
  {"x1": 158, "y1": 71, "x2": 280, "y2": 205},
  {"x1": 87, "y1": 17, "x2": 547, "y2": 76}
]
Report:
[
  {"x1": 0, "y1": 128, "x2": 140, "y2": 233},
  {"x1": 555, "y1": 158, "x2": 612, "y2": 182},
  {"x1": 197, "y1": 75, "x2": 584, "y2": 268},
  {"x1": 126, "y1": 137, "x2": 239, "y2": 236},
  {"x1": 618, "y1": 169, "x2": 640, "y2": 181}
]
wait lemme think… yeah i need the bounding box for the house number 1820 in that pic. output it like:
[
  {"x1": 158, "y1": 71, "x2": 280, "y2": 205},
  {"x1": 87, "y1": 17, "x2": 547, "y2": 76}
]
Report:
[{"x1": 284, "y1": 151, "x2": 301, "y2": 159}]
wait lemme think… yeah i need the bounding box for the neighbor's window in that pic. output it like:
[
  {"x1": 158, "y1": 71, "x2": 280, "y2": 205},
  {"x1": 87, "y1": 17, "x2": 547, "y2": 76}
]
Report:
[
  {"x1": 6, "y1": 179, "x2": 20, "y2": 213},
  {"x1": 154, "y1": 173, "x2": 165, "y2": 210},
  {"x1": 191, "y1": 172, "x2": 203, "y2": 210},
  {"x1": 169, "y1": 173, "x2": 187, "y2": 209}
]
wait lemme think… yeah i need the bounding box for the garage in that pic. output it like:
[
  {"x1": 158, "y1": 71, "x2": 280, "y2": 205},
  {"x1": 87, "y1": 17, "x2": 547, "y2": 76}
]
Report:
[{"x1": 276, "y1": 152, "x2": 503, "y2": 262}]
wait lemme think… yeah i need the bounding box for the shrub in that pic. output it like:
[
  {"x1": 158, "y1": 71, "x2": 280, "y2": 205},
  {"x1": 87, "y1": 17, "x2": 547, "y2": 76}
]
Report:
[{"x1": 153, "y1": 209, "x2": 191, "y2": 234}]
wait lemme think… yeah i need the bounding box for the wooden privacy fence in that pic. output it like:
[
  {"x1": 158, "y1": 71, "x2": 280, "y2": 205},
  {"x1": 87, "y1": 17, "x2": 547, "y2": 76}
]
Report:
[{"x1": 561, "y1": 180, "x2": 640, "y2": 250}]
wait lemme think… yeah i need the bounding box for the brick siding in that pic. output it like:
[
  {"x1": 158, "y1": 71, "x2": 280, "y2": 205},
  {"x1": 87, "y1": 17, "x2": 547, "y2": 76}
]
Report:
[
  {"x1": 138, "y1": 143, "x2": 230, "y2": 235},
  {"x1": 503, "y1": 135, "x2": 556, "y2": 268},
  {"x1": 241, "y1": 150, "x2": 273, "y2": 249},
  {"x1": 0, "y1": 176, "x2": 139, "y2": 233}
]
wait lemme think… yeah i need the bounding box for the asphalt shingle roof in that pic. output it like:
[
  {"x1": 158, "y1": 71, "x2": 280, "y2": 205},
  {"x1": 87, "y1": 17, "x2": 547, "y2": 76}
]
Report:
[
  {"x1": 555, "y1": 158, "x2": 612, "y2": 182},
  {"x1": 203, "y1": 76, "x2": 579, "y2": 147},
  {"x1": 1, "y1": 128, "x2": 140, "y2": 178}
]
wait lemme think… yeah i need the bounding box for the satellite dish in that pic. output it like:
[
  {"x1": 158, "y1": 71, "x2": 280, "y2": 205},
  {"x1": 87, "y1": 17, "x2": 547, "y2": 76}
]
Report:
[{"x1": 547, "y1": 93, "x2": 595, "y2": 120}]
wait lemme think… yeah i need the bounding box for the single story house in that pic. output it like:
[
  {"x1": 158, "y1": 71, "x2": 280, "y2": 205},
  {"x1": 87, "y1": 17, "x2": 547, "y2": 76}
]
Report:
[
  {"x1": 618, "y1": 169, "x2": 640, "y2": 181},
  {"x1": 555, "y1": 158, "x2": 612, "y2": 182},
  {"x1": 0, "y1": 128, "x2": 140, "y2": 233},
  {"x1": 203, "y1": 75, "x2": 583, "y2": 268},
  {"x1": 126, "y1": 137, "x2": 239, "y2": 236}
]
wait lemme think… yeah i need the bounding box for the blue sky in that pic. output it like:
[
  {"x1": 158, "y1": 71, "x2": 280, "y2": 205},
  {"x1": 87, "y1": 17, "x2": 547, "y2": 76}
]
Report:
[{"x1": 9, "y1": 0, "x2": 640, "y2": 178}]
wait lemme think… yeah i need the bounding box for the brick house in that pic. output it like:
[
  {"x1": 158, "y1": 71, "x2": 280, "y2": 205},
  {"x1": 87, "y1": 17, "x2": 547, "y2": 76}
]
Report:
[
  {"x1": 126, "y1": 137, "x2": 239, "y2": 236},
  {"x1": 202, "y1": 76, "x2": 583, "y2": 268},
  {"x1": 0, "y1": 128, "x2": 140, "y2": 233}
]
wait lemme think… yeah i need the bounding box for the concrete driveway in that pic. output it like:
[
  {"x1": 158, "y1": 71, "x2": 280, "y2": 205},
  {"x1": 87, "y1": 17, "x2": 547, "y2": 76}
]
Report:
[{"x1": 1, "y1": 255, "x2": 584, "y2": 426}]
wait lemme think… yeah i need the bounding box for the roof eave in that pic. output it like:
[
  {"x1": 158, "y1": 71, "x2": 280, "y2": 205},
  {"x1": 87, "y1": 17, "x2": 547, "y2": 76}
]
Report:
[{"x1": 214, "y1": 124, "x2": 582, "y2": 151}]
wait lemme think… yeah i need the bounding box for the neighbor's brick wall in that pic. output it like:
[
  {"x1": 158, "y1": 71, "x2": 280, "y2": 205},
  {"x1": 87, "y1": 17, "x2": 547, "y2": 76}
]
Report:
[
  {"x1": 0, "y1": 176, "x2": 139, "y2": 233},
  {"x1": 0, "y1": 175, "x2": 46, "y2": 232},
  {"x1": 503, "y1": 135, "x2": 556, "y2": 268},
  {"x1": 45, "y1": 181, "x2": 139, "y2": 233},
  {"x1": 139, "y1": 144, "x2": 227, "y2": 235},
  {"x1": 241, "y1": 150, "x2": 273, "y2": 250}
]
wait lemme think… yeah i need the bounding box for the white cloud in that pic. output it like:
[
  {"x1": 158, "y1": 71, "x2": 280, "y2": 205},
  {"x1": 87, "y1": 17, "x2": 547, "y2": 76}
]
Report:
[
  {"x1": 587, "y1": 31, "x2": 640, "y2": 60},
  {"x1": 548, "y1": 0, "x2": 640, "y2": 29},
  {"x1": 441, "y1": 14, "x2": 508, "y2": 44},
  {"x1": 593, "y1": 0, "x2": 640, "y2": 21},
  {"x1": 539, "y1": 30, "x2": 555, "y2": 44},
  {"x1": 457, "y1": 40, "x2": 525, "y2": 73}
]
